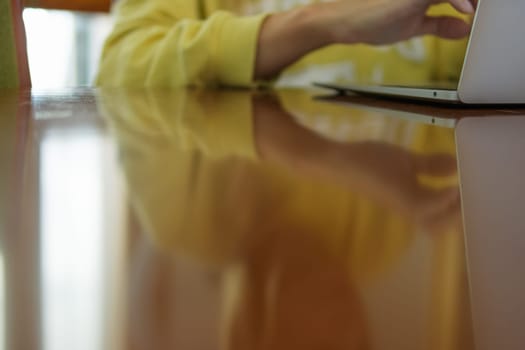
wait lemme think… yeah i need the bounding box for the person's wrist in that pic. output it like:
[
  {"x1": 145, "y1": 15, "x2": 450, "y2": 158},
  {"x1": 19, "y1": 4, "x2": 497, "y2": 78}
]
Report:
[
  {"x1": 321, "y1": 2, "x2": 362, "y2": 45},
  {"x1": 290, "y1": 3, "x2": 340, "y2": 48},
  {"x1": 255, "y1": 4, "x2": 333, "y2": 79}
]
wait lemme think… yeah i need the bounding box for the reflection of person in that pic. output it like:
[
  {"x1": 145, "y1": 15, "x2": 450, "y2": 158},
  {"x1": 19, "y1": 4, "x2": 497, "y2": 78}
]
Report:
[
  {"x1": 254, "y1": 93, "x2": 461, "y2": 234},
  {"x1": 98, "y1": 87, "x2": 462, "y2": 272},
  {"x1": 96, "y1": 0, "x2": 474, "y2": 87},
  {"x1": 98, "y1": 89, "x2": 461, "y2": 349}
]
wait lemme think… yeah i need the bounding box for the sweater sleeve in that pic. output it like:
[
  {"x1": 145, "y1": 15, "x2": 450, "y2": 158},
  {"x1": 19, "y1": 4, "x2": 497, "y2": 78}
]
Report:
[{"x1": 96, "y1": 0, "x2": 267, "y2": 87}]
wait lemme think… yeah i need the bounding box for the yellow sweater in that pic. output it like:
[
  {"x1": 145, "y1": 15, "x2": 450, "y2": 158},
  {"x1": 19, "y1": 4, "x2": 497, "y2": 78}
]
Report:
[{"x1": 96, "y1": 0, "x2": 468, "y2": 87}]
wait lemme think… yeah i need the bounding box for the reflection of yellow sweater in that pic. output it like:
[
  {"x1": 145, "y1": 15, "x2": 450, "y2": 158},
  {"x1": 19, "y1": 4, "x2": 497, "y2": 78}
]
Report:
[
  {"x1": 96, "y1": 0, "x2": 468, "y2": 87},
  {"x1": 99, "y1": 89, "x2": 457, "y2": 282}
]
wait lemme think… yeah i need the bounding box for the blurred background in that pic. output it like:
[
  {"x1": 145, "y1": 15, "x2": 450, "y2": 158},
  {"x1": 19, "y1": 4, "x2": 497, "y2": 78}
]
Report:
[{"x1": 22, "y1": 0, "x2": 113, "y2": 88}]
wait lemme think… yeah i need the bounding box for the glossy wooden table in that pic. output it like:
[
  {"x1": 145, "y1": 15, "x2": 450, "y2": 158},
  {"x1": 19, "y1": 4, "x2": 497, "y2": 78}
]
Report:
[{"x1": 0, "y1": 88, "x2": 523, "y2": 350}]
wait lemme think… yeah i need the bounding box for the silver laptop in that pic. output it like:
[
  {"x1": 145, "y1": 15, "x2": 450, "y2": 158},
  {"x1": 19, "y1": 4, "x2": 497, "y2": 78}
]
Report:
[
  {"x1": 316, "y1": 0, "x2": 525, "y2": 104},
  {"x1": 456, "y1": 116, "x2": 525, "y2": 350}
]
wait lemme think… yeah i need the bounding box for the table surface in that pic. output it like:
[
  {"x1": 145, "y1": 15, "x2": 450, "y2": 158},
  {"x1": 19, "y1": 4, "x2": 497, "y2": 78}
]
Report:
[{"x1": 1, "y1": 88, "x2": 524, "y2": 350}]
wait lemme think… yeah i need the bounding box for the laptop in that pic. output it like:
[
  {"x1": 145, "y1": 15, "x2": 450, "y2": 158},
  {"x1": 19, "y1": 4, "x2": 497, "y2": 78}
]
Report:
[
  {"x1": 316, "y1": 0, "x2": 525, "y2": 104},
  {"x1": 456, "y1": 116, "x2": 525, "y2": 350}
]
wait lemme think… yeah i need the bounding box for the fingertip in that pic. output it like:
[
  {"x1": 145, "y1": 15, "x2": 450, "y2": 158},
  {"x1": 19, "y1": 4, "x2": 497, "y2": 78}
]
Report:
[
  {"x1": 443, "y1": 21, "x2": 471, "y2": 39},
  {"x1": 452, "y1": 0, "x2": 475, "y2": 14},
  {"x1": 422, "y1": 17, "x2": 471, "y2": 39},
  {"x1": 452, "y1": 24, "x2": 471, "y2": 39},
  {"x1": 461, "y1": 0, "x2": 475, "y2": 14}
]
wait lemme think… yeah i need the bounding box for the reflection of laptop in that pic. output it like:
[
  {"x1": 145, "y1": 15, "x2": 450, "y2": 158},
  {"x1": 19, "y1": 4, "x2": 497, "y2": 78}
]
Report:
[
  {"x1": 316, "y1": 93, "x2": 525, "y2": 128},
  {"x1": 316, "y1": 0, "x2": 525, "y2": 104},
  {"x1": 456, "y1": 116, "x2": 525, "y2": 350}
]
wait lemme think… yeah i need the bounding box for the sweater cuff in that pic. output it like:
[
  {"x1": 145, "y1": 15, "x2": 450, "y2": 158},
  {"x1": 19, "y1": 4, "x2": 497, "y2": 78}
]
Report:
[{"x1": 215, "y1": 13, "x2": 269, "y2": 87}]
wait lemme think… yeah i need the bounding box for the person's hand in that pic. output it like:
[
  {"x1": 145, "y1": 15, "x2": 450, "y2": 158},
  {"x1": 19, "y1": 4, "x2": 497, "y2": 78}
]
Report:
[
  {"x1": 321, "y1": 0, "x2": 476, "y2": 45},
  {"x1": 255, "y1": 0, "x2": 476, "y2": 79}
]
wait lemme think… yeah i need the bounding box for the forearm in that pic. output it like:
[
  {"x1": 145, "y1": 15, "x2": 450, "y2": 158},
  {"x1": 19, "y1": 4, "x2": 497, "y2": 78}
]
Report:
[{"x1": 254, "y1": 4, "x2": 333, "y2": 80}]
